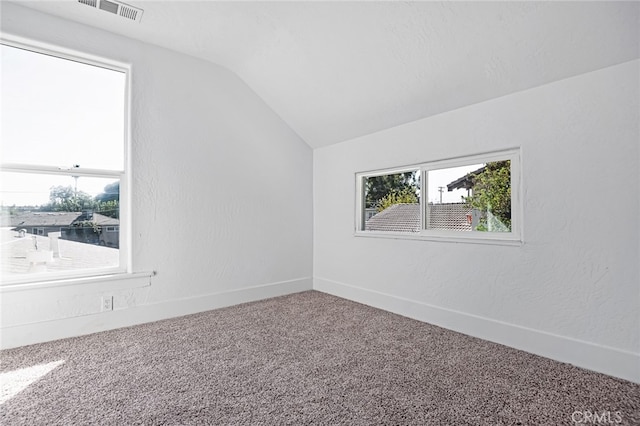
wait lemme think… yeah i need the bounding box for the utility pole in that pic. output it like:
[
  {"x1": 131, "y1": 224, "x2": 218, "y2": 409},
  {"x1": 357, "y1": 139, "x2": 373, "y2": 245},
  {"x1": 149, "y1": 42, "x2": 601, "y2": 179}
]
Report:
[
  {"x1": 71, "y1": 165, "x2": 80, "y2": 209},
  {"x1": 438, "y1": 186, "x2": 444, "y2": 204}
]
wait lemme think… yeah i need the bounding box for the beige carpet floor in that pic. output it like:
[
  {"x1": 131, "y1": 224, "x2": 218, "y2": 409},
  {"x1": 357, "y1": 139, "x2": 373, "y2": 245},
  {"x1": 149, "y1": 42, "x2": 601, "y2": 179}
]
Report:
[{"x1": 1, "y1": 291, "x2": 638, "y2": 425}]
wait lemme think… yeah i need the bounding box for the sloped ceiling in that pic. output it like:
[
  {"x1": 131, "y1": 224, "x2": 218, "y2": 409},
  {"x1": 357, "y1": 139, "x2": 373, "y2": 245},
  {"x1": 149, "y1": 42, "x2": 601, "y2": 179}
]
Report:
[{"x1": 7, "y1": 1, "x2": 640, "y2": 149}]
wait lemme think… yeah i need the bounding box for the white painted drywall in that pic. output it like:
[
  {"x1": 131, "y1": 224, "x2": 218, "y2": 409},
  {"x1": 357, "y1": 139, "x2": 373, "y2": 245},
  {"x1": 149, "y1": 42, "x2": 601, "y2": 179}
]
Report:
[
  {"x1": 0, "y1": 3, "x2": 313, "y2": 347},
  {"x1": 2, "y1": 1, "x2": 638, "y2": 386},
  {"x1": 15, "y1": 1, "x2": 640, "y2": 149},
  {"x1": 313, "y1": 60, "x2": 640, "y2": 383}
]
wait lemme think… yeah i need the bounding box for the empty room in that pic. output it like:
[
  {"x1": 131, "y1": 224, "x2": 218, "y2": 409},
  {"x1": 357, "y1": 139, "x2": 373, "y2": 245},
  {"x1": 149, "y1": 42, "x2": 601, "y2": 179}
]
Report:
[{"x1": 1, "y1": 1, "x2": 638, "y2": 424}]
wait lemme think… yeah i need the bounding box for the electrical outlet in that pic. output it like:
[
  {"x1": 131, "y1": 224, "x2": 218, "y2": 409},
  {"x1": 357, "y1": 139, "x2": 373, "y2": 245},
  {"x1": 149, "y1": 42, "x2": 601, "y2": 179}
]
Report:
[{"x1": 102, "y1": 296, "x2": 113, "y2": 311}]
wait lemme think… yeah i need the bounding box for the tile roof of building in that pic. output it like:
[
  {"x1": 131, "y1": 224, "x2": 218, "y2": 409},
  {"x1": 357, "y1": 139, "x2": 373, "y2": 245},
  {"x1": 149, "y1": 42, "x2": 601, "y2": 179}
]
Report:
[
  {"x1": 364, "y1": 203, "x2": 473, "y2": 232},
  {"x1": 92, "y1": 213, "x2": 120, "y2": 226},
  {"x1": 5, "y1": 212, "x2": 119, "y2": 228},
  {"x1": 8, "y1": 212, "x2": 82, "y2": 228},
  {"x1": 427, "y1": 203, "x2": 472, "y2": 231},
  {"x1": 365, "y1": 203, "x2": 420, "y2": 232},
  {"x1": 446, "y1": 166, "x2": 486, "y2": 191}
]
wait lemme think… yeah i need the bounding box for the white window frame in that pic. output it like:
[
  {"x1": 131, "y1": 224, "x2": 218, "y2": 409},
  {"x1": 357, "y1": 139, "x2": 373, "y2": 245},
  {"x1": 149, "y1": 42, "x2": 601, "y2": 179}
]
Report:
[
  {"x1": 355, "y1": 149, "x2": 522, "y2": 245},
  {"x1": 0, "y1": 34, "x2": 132, "y2": 285}
]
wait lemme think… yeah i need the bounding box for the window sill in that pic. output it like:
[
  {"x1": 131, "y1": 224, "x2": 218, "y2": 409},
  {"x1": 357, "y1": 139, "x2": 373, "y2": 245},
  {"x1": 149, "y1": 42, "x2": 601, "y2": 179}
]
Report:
[
  {"x1": 354, "y1": 231, "x2": 523, "y2": 246},
  {"x1": 0, "y1": 271, "x2": 155, "y2": 293}
]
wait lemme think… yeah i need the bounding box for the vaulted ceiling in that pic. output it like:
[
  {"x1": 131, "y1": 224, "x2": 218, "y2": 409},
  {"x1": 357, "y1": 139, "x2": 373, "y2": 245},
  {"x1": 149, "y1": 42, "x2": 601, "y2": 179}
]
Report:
[{"x1": 9, "y1": 1, "x2": 640, "y2": 149}]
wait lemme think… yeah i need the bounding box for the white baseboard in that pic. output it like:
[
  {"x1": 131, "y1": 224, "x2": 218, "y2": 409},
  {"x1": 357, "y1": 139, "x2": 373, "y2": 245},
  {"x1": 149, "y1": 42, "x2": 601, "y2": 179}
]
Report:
[
  {"x1": 0, "y1": 277, "x2": 313, "y2": 350},
  {"x1": 314, "y1": 277, "x2": 640, "y2": 384}
]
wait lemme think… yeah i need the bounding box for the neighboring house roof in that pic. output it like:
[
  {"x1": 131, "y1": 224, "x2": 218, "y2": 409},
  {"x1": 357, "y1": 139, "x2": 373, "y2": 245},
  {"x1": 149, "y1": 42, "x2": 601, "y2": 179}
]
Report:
[
  {"x1": 427, "y1": 203, "x2": 472, "y2": 231},
  {"x1": 81, "y1": 213, "x2": 119, "y2": 227},
  {"x1": 365, "y1": 204, "x2": 420, "y2": 232},
  {"x1": 365, "y1": 203, "x2": 472, "y2": 232},
  {"x1": 7, "y1": 211, "x2": 119, "y2": 228},
  {"x1": 446, "y1": 166, "x2": 486, "y2": 191},
  {"x1": 9, "y1": 212, "x2": 84, "y2": 228}
]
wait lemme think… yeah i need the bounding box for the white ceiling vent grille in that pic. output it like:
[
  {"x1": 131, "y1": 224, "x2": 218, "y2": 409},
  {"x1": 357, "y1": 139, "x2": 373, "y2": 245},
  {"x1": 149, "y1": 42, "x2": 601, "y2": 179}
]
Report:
[{"x1": 78, "y1": 0, "x2": 143, "y2": 23}]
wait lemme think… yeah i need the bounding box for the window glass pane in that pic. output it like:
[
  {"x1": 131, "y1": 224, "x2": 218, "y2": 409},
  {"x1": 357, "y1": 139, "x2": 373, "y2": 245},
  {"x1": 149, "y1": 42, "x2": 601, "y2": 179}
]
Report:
[
  {"x1": 1, "y1": 172, "x2": 120, "y2": 280},
  {"x1": 427, "y1": 161, "x2": 511, "y2": 232},
  {"x1": 363, "y1": 170, "x2": 420, "y2": 232},
  {"x1": 0, "y1": 44, "x2": 125, "y2": 170}
]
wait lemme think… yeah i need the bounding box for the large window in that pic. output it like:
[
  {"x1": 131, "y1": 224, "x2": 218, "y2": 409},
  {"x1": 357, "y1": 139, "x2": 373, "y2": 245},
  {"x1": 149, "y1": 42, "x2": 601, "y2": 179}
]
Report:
[
  {"x1": 356, "y1": 149, "x2": 521, "y2": 243},
  {"x1": 1, "y1": 38, "x2": 129, "y2": 284}
]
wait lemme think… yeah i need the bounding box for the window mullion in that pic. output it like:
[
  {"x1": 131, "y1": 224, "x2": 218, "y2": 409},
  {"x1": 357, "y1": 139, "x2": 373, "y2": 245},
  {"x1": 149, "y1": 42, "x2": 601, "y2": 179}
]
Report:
[{"x1": 421, "y1": 168, "x2": 428, "y2": 232}]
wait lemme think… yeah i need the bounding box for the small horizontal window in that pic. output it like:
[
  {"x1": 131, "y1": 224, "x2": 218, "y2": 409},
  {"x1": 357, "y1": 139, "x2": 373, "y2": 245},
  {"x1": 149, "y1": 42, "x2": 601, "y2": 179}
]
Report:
[{"x1": 356, "y1": 149, "x2": 521, "y2": 244}]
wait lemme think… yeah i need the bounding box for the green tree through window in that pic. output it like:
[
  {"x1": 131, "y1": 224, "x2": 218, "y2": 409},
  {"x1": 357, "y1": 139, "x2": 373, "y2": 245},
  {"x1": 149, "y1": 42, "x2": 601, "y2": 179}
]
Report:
[
  {"x1": 464, "y1": 160, "x2": 511, "y2": 231},
  {"x1": 365, "y1": 171, "x2": 419, "y2": 210}
]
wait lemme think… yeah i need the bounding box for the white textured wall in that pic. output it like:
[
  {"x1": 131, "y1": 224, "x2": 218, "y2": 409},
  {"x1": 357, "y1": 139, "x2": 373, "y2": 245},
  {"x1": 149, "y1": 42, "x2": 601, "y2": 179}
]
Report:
[
  {"x1": 314, "y1": 60, "x2": 640, "y2": 382},
  {"x1": 2, "y1": 1, "x2": 638, "y2": 385},
  {"x1": 0, "y1": 3, "x2": 313, "y2": 346}
]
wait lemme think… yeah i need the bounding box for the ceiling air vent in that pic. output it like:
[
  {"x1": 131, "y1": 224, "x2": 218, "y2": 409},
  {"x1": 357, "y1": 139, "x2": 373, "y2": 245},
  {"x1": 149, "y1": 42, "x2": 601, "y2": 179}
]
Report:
[{"x1": 78, "y1": 0, "x2": 144, "y2": 23}]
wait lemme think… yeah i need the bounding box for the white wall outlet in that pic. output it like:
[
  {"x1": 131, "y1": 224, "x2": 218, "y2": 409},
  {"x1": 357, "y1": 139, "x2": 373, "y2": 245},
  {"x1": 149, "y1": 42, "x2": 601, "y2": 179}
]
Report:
[{"x1": 102, "y1": 296, "x2": 114, "y2": 311}]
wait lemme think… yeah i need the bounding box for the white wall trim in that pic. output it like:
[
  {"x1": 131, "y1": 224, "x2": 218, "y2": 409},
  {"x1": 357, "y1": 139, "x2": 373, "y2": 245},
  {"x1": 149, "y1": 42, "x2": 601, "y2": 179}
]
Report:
[
  {"x1": 313, "y1": 277, "x2": 640, "y2": 384},
  {"x1": 0, "y1": 277, "x2": 312, "y2": 350}
]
